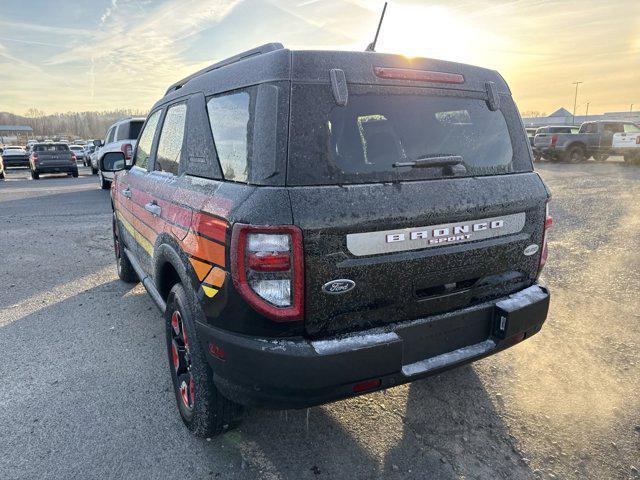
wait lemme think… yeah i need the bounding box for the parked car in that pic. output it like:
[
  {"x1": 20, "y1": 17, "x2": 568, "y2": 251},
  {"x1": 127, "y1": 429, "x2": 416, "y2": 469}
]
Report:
[
  {"x1": 69, "y1": 145, "x2": 86, "y2": 164},
  {"x1": 92, "y1": 118, "x2": 144, "y2": 189},
  {"x1": 82, "y1": 144, "x2": 96, "y2": 167},
  {"x1": 30, "y1": 143, "x2": 79, "y2": 179},
  {"x1": 0, "y1": 156, "x2": 5, "y2": 180},
  {"x1": 1, "y1": 146, "x2": 31, "y2": 168},
  {"x1": 103, "y1": 43, "x2": 551, "y2": 437},
  {"x1": 537, "y1": 121, "x2": 640, "y2": 163}
]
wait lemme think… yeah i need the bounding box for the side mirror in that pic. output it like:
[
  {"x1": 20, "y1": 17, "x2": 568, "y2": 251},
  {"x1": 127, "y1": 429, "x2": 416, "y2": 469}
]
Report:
[
  {"x1": 101, "y1": 152, "x2": 126, "y2": 172},
  {"x1": 93, "y1": 139, "x2": 103, "y2": 147}
]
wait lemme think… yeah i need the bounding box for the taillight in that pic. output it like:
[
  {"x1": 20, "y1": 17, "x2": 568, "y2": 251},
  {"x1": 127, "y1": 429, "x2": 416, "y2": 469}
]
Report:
[
  {"x1": 121, "y1": 143, "x2": 133, "y2": 162},
  {"x1": 71, "y1": 154, "x2": 77, "y2": 162},
  {"x1": 550, "y1": 135, "x2": 558, "y2": 148},
  {"x1": 373, "y1": 66, "x2": 464, "y2": 84},
  {"x1": 31, "y1": 153, "x2": 39, "y2": 162},
  {"x1": 538, "y1": 202, "x2": 552, "y2": 275},
  {"x1": 231, "y1": 224, "x2": 304, "y2": 322}
]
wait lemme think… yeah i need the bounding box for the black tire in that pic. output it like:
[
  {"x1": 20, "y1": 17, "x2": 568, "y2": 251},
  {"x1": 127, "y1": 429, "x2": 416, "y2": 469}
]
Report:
[
  {"x1": 593, "y1": 153, "x2": 608, "y2": 162},
  {"x1": 31, "y1": 169, "x2": 39, "y2": 180},
  {"x1": 0, "y1": 171, "x2": 4, "y2": 180},
  {"x1": 91, "y1": 166, "x2": 98, "y2": 175},
  {"x1": 566, "y1": 145, "x2": 586, "y2": 164},
  {"x1": 99, "y1": 171, "x2": 111, "y2": 189},
  {"x1": 166, "y1": 283, "x2": 244, "y2": 437},
  {"x1": 71, "y1": 169, "x2": 79, "y2": 178},
  {"x1": 112, "y1": 213, "x2": 138, "y2": 283}
]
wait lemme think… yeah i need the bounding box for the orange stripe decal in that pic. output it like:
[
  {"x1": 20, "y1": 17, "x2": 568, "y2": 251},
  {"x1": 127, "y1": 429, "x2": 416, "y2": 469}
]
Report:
[
  {"x1": 189, "y1": 258, "x2": 212, "y2": 281},
  {"x1": 203, "y1": 267, "x2": 226, "y2": 288},
  {"x1": 183, "y1": 232, "x2": 226, "y2": 268}
]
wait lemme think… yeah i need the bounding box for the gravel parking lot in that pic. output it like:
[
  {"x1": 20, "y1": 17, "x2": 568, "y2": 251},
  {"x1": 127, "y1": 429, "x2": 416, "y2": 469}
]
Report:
[{"x1": 1, "y1": 162, "x2": 638, "y2": 480}]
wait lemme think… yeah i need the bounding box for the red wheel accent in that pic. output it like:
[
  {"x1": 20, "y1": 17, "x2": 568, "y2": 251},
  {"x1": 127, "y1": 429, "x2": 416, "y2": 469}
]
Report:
[
  {"x1": 180, "y1": 380, "x2": 190, "y2": 407},
  {"x1": 171, "y1": 340, "x2": 180, "y2": 371},
  {"x1": 171, "y1": 311, "x2": 181, "y2": 336}
]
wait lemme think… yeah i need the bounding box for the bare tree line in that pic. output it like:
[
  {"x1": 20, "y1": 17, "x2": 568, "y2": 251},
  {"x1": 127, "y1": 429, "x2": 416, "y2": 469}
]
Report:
[{"x1": 0, "y1": 109, "x2": 148, "y2": 140}]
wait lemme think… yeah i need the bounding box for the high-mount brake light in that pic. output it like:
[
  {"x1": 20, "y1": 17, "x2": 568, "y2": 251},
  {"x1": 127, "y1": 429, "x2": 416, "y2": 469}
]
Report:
[
  {"x1": 374, "y1": 66, "x2": 464, "y2": 84},
  {"x1": 231, "y1": 224, "x2": 304, "y2": 322},
  {"x1": 538, "y1": 202, "x2": 552, "y2": 275}
]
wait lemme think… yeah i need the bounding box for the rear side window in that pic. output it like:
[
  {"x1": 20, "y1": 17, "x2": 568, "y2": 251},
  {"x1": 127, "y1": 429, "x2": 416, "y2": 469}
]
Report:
[
  {"x1": 288, "y1": 84, "x2": 524, "y2": 186},
  {"x1": 155, "y1": 103, "x2": 186, "y2": 175},
  {"x1": 116, "y1": 120, "x2": 144, "y2": 141},
  {"x1": 206, "y1": 90, "x2": 251, "y2": 183},
  {"x1": 134, "y1": 110, "x2": 161, "y2": 170}
]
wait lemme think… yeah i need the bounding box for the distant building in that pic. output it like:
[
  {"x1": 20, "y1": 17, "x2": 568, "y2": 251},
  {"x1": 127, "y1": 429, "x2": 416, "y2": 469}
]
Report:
[
  {"x1": 0, "y1": 125, "x2": 33, "y2": 145},
  {"x1": 522, "y1": 108, "x2": 640, "y2": 127}
]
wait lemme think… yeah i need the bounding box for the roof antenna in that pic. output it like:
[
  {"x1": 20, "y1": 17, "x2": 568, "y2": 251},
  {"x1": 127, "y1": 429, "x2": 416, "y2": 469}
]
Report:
[{"x1": 366, "y1": 2, "x2": 388, "y2": 52}]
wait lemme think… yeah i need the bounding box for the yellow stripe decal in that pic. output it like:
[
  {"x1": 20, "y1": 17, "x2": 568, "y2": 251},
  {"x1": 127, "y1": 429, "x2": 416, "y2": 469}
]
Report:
[
  {"x1": 201, "y1": 285, "x2": 219, "y2": 298},
  {"x1": 117, "y1": 212, "x2": 153, "y2": 256}
]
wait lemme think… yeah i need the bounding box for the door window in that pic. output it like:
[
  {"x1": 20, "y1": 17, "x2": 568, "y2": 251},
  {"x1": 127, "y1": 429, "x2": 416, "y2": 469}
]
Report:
[
  {"x1": 155, "y1": 103, "x2": 187, "y2": 175},
  {"x1": 134, "y1": 110, "x2": 161, "y2": 170},
  {"x1": 106, "y1": 127, "x2": 116, "y2": 144},
  {"x1": 623, "y1": 123, "x2": 640, "y2": 133}
]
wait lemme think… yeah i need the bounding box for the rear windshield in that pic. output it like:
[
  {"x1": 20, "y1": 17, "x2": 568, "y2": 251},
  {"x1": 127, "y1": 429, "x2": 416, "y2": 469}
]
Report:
[
  {"x1": 34, "y1": 144, "x2": 69, "y2": 152},
  {"x1": 287, "y1": 84, "x2": 530, "y2": 185}
]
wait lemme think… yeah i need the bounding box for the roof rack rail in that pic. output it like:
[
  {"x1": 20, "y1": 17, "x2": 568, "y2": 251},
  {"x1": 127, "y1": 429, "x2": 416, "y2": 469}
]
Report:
[{"x1": 164, "y1": 42, "x2": 285, "y2": 96}]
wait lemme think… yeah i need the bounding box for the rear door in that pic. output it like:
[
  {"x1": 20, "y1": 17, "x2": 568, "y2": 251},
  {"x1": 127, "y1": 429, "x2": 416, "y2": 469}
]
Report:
[
  {"x1": 287, "y1": 83, "x2": 549, "y2": 337},
  {"x1": 135, "y1": 101, "x2": 189, "y2": 275}
]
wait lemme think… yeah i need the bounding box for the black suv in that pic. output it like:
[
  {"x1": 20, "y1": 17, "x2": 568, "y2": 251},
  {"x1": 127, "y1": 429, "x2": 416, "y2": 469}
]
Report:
[{"x1": 103, "y1": 43, "x2": 552, "y2": 436}]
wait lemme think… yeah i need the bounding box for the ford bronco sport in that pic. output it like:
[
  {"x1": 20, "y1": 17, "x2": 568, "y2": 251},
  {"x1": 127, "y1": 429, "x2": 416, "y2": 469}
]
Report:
[{"x1": 103, "y1": 43, "x2": 552, "y2": 437}]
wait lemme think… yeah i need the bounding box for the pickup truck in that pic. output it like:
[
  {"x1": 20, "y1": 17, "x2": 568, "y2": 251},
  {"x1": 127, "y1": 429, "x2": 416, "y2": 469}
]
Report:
[
  {"x1": 29, "y1": 143, "x2": 79, "y2": 179},
  {"x1": 535, "y1": 120, "x2": 640, "y2": 163},
  {"x1": 612, "y1": 131, "x2": 640, "y2": 164}
]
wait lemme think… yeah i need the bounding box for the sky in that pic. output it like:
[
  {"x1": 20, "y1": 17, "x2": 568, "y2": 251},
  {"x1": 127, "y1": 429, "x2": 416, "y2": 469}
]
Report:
[{"x1": 0, "y1": 0, "x2": 638, "y2": 116}]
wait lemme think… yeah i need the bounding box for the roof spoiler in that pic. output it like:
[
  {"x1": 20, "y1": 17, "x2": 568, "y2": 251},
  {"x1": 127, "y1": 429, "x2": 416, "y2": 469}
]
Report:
[{"x1": 164, "y1": 43, "x2": 285, "y2": 96}]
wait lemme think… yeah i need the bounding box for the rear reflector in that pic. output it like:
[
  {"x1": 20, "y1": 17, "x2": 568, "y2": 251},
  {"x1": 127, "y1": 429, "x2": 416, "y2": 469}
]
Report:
[
  {"x1": 208, "y1": 343, "x2": 226, "y2": 360},
  {"x1": 353, "y1": 379, "x2": 382, "y2": 393},
  {"x1": 374, "y1": 66, "x2": 464, "y2": 84}
]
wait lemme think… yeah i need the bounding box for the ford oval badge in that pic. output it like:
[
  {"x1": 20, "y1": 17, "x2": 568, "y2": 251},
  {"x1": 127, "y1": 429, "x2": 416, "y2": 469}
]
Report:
[
  {"x1": 322, "y1": 279, "x2": 355, "y2": 295},
  {"x1": 523, "y1": 244, "x2": 539, "y2": 256}
]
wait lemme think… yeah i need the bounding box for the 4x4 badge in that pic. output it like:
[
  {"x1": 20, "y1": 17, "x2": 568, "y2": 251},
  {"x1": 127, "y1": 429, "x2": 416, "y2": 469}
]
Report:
[{"x1": 322, "y1": 279, "x2": 356, "y2": 295}]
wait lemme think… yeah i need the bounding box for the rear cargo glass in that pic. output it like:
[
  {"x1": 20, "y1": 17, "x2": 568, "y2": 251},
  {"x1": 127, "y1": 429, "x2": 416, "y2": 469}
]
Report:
[
  {"x1": 34, "y1": 144, "x2": 69, "y2": 151},
  {"x1": 287, "y1": 84, "x2": 531, "y2": 185}
]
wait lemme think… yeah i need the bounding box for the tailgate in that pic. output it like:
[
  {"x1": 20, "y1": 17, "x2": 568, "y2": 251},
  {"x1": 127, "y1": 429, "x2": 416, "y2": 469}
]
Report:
[
  {"x1": 38, "y1": 151, "x2": 74, "y2": 166},
  {"x1": 290, "y1": 173, "x2": 549, "y2": 337}
]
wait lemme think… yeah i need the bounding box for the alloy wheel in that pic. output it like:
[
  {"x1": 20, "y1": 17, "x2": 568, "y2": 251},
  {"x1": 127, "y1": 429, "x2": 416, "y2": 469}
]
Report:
[{"x1": 170, "y1": 310, "x2": 194, "y2": 411}]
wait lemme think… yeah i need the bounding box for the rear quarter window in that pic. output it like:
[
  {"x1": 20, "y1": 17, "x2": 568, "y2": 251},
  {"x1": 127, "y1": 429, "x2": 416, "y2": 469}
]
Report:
[
  {"x1": 206, "y1": 90, "x2": 251, "y2": 183},
  {"x1": 287, "y1": 84, "x2": 529, "y2": 186}
]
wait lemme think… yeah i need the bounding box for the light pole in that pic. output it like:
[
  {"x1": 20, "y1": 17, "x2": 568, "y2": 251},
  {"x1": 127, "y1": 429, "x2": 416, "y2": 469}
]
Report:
[
  {"x1": 585, "y1": 102, "x2": 590, "y2": 117},
  {"x1": 572, "y1": 81, "x2": 582, "y2": 125}
]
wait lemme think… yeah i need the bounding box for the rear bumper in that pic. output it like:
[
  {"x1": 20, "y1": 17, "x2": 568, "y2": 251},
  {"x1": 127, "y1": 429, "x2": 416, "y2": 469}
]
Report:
[
  {"x1": 2, "y1": 158, "x2": 30, "y2": 167},
  {"x1": 34, "y1": 164, "x2": 77, "y2": 173},
  {"x1": 197, "y1": 284, "x2": 550, "y2": 409}
]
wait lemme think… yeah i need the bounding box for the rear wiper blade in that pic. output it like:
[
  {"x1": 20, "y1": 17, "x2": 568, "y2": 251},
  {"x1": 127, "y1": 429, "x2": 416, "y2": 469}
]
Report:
[{"x1": 393, "y1": 155, "x2": 464, "y2": 169}]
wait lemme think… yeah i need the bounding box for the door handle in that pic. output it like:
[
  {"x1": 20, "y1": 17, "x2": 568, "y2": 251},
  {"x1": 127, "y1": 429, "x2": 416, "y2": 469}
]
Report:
[
  {"x1": 122, "y1": 188, "x2": 132, "y2": 199},
  {"x1": 144, "y1": 201, "x2": 162, "y2": 216}
]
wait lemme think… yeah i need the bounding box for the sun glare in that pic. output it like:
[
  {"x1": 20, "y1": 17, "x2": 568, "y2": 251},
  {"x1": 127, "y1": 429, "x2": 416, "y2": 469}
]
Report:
[{"x1": 377, "y1": 5, "x2": 481, "y2": 65}]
